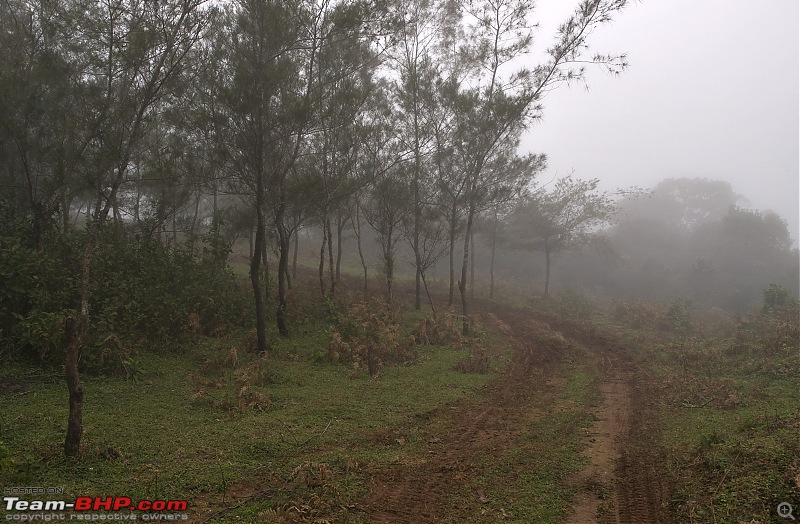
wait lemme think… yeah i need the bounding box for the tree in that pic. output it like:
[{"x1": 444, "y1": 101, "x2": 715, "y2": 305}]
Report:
[
  {"x1": 308, "y1": 7, "x2": 378, "y2": 298},
  {"x1": 449, "y1": 0, "x2": 629, "y2": 334},
  {"x1": 509, "y1": 176, "x2": 619, "y2": 298},
  {"x1": 363, "y1": 169, "x2": 411, "y2": 306},
  {"x1": 690, "y1": 206, "x2": 796, "y2": 309},
  {"x1": 63, "y1": 0, "x2": 211, "y2": 456},
  {"x1": 216, "y1": 0, "x2": 323, "y2": 341},
  {"x1": 386, "y1": 0, "x2": 453, "y2": 310},
  {"x1": 620, "y1": 177, "x2": 742, "y2": 231}
]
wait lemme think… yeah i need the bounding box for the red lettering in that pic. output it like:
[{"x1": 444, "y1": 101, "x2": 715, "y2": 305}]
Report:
[
  {"x1": 113, "y1": 497, "x2": 132, "y2": 510},
  {"x1": 167, "y1": 501, "x2": 188, "y2": 511},
  {"x1": 94, "y1": 497, "x2": 114, "y2": 510},
  {"x1": 74, "y1": 497, "x2": 92, "y2": 511},
  {"x1": 151, "y1": 500, "x2": 166, "y2": 511}
]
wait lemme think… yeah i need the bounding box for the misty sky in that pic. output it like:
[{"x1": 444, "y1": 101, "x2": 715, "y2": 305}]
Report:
[{"x1": 520, "y1": 1, "x2": 800, "y2": 245}]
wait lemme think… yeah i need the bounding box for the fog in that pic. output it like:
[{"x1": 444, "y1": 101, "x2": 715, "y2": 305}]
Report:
[{"x1": 521, "y1": 1, "x2": 800, "y2": 245}]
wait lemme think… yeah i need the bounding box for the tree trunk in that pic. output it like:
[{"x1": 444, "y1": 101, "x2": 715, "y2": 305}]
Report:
[
  {"x1": 459, "y1": 206, "x2": 475, "y2": 335},
  {"x1": 276, "y1": 212, "x2": 290, "y2": 337},
  {"x1": 489, "y1": 216, "x2": 497, "y2": 299},
  {"x1": 385, "y1": 225, "x2": 394, "y2": 306},
  {"x1": 248, "y1": 225, "x2": 254, "y2": 261},
  {"x1": 421, "y1": 271, "x2": 436, "y2": 316},
  {"x1": 284, "y1": 246, "x2": 292, "y2": 291},
  {"x1": 448, "y1": 206, "x2": 457, "y2": 307},
  {"x1": 544, "y1": 247, "x2": 551, "y2": 299},
  {"x1": 318, "y1": 224, "x2": 327, "y2": 296},
  {"x1": 469, "y1": 230, "x2": 475, "y2": 299},
  {"x1": 292, "y1": 227, "x2": 299, "y2": 283},
  {"x1": 335, "y1": 215, "x2": 344, "y2": 286},
  {"x1": 250, "y1": 211, "x2": 269, "y2": 353},
  {"x1": 327, "y1": 218, "x2": 337, "y2": 297},
  {"x1": 412, "y1": 83, "x2": 422, "y2": 311},
  {"x1": 354, "y1": 205, "x2": 368, "y2": 295},
  {"x1": 327, "y1": 217, "x2": 336, "y2": 297},
  {"x1": 64, "y1": 316, "x2": 83, "y2": 456},
  {"x1": 261, "y1": 229, "x2": 270, "y2": 306}
]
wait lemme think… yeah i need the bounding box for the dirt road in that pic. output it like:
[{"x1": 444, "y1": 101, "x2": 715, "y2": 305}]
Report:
[{"x1": 360, "y1": 305, "x2": 672, "y2": 523}]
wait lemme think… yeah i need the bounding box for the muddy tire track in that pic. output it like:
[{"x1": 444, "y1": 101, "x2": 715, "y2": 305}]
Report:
[
  {"x1": 360, "y1": 306, "x2": 672, "y2": 523},
  {"x1": 361, "y1": 308, "x2": 559, "y2": 523},
  {"x1": 560, "y1": 320, "x2": 672, "y2": 524}
]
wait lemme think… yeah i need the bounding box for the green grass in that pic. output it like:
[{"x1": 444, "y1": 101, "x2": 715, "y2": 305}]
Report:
[
  {"x1": 438, "y1": 350, "x2": 601, "y2": 523},
  {"x1": 0, "y1": 307, "x2": 506, "y2": 521},
  {"x1": 609, "y1": 313, "x2": 800, "y2": 523}
]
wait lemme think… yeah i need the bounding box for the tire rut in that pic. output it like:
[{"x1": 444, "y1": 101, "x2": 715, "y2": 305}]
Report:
[{"x1": 360, "y1": 307, "x2": 671, "y2": 523}]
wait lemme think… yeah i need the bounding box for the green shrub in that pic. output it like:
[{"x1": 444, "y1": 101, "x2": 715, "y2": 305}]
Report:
[{"x1": 0, "y1": 214, "x2": 251, "y2": 370}]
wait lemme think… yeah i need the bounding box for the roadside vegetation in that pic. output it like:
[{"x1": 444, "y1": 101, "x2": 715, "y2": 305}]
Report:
[{"x1": 608, "y1": 287, "x2": 800, "y2": 524}]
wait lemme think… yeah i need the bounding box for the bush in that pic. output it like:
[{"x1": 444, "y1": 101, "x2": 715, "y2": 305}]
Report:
[
  {"x1": 0, "y1": 215, "x2": 251, "y2": 371},
  {"x1": 549, "y1": 290, "x2": 596, "y2": 320},
  {"x1": 324, "y1": 298, "x2": 418, "y2": 371}
]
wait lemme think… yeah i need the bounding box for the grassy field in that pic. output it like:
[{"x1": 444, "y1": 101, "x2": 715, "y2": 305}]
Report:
[{"x1": 1, "y1": 282, "x2": 797, "y2": 523}]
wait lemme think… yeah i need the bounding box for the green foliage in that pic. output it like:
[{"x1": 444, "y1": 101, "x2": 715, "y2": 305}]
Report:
[
  {"x1": 201, "y1": 212, "x2": 233, "y2": 272},
  {"x1": 0, "y1": 217, "x2": 251, "y2": 371},
  {"x1": 762, "y1": 284, "x2": 798, "y2": 315},
  {"x1": 662, "y1": 300, "x2": 693, "y2": 334}
]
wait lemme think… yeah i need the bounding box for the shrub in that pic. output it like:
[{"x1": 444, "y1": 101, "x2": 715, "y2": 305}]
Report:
[
  {"x1": 549, "y1": 290, "x2": 597, "y2": 320},
  {"x1": 0, "y1": 216, "x2": 251, "y2": 371}
]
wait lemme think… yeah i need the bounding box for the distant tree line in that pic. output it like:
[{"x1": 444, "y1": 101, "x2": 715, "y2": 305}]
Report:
[{"x1": 510, "y1": 178, "x2": 798, "y2": 310}]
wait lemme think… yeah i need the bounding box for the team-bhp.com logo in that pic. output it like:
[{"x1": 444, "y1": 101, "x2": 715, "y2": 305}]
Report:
[{"x1": 4, "y1": 495, "x2": 189, "y2": 521}]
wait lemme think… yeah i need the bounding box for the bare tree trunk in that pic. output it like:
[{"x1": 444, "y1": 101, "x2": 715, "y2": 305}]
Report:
[
  {"x1": 261, "y1": 229, "x2": 270, "y2": 306},
  {"x1": 64, "y1": 314, "x2": 84, "y2": 456},
  {"x1": 421, "y1": 271, "x2": 436, "y2": 316},
  {"x1": 385, "y1": 225, "x2": 394, "y2": 306},
  {"x1": 284, "y1": 243, "x2": 293, "y2": 291},
  {"x1": 335, "y1": 215, "x2": 344, "y2": 286},
  {"x1": 544, "y1": 247, "x2": 551, "y2": 299},
  {"x1": 318, "y1": 224, "x2": 327, "y2": 296},
  {"x1": 327, "y1": 217, "x2": 336, "y2": 297},
  {"x1": 353, "y1": 205, "x2": 368, "y2": 295},
  {"x1": 459, "y1": 205, "x2": 475, "y2": 335},
  {"x1": 292, "y1": 227, "x2": 299, "y2": 283},
  {"x1": 276, "y1": 209, "x2": 290, "y2": 337},
  {"x1": 448, "y1": 206, "x2": 457, "y2": 307},
  {"x1": 112, "y1": 196, "x2": 121, "y2": 224},
  {"x1": 248, "y1": 225, "x2": 255, "y2": 261},
  {"x1": 490, "y1": 216, "x2": 497, "y2": 299},
  {"x1": 469, "y1": 230, "x2": 475, "y2": 299},
  {"x1": 250, "y1": 203, "x2": 269, "y2": 353},
  {"x1": 134, "y1": 162, "x2": 142, "y2": 223}
]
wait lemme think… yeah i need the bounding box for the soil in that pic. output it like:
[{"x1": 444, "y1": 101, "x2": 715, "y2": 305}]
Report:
[{"x1": 359, "y1": 304, "x2": 673, "y2": 523}]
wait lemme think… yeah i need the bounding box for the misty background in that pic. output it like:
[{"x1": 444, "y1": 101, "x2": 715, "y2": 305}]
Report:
[{"x1": 523, "y1": 0, "x2": 800, "y2": 246}]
